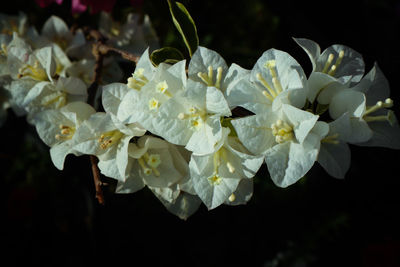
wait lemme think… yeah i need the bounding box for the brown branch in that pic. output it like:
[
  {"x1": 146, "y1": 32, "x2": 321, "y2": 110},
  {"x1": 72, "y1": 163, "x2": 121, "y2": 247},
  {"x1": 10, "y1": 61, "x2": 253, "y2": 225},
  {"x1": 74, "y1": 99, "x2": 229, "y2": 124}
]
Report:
[
  {"x1": 90, "y1": 155, "x2": 105, "y2": 205},
  {"x1": 86, "y1": 28, "x2": 106, "y2": 205},
  {"x1": 98, "y1": 44, "x2": 141, "y2": 64},
  {"x1": 83, "y1": 27, "x2": 141, "y2": 205},
  {"x1": 87, "y1": 42, "x2": 104, "y2": 106}
]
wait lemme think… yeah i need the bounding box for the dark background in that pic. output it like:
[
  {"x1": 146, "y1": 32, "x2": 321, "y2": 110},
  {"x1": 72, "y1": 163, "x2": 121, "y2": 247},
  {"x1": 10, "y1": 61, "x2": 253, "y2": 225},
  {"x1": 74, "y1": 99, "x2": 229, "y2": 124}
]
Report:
[{"x1": 1, "y1": 0, "x2": 400, "y2": 266}]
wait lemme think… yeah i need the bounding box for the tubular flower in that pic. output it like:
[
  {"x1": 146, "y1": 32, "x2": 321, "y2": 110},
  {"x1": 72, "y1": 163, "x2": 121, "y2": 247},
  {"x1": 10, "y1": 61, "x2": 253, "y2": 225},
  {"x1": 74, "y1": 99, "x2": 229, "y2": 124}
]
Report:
[
  {"x1": 227, "y1": 48, "x2": 308, "y2": 114},
  {"x1": 232, "y1": 104, "x2": 328, "y2": 187},
  {"x1": 294, "y1": 38, "x2": 365, "y2": 103}
]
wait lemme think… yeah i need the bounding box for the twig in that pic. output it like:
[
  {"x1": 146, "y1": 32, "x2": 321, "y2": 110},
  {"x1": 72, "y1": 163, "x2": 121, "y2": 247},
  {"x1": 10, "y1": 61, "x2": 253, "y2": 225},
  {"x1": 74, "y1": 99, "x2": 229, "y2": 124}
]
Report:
[
  {"x1": 83, "y1": 27, "x2": 141, "y2": 205},
  {"x1": 98, "y1": 44, "x2": 140, "y2": 64},
  {"x1": 86, "y1": 28, "x2": 106, "y2": 205},
  {"x1": 87, "y1": 42, "x2": 104, "y2": 106},
  {"x1": 90, "y1": 155, "x2": 105, "y2": 205}
]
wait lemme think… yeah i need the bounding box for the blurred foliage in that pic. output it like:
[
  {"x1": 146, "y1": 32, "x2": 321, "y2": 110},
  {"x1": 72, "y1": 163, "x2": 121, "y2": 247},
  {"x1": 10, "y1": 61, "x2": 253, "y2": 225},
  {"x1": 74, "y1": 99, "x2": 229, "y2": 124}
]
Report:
[{"x1": 1, "y1": 0, "x2": 400, "y2": 266}]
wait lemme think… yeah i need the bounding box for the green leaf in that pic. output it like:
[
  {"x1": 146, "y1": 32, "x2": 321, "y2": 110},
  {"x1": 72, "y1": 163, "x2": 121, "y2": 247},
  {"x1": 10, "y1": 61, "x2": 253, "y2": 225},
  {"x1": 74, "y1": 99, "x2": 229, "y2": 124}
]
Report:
[
  {"x1": 167, "y1": 0, "x2": 199, "y2": 57},
  {"x1": 150, "y1": 47, "x2": 185, "y2": 66}
]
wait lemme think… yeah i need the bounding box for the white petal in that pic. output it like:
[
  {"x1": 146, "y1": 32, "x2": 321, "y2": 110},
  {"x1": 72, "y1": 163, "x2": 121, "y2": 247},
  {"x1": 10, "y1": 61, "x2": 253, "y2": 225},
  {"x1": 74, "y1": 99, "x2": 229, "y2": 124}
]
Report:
[
  {"x1": 307, "y1": 72, "x2": 338, "y2": 103},
  {"x1": 329, "y1": 90, "x2": 366, "y2": 119},
  {"x1": 232, "y1": 114, "x2": 275, "y2": 155},
  {"x1": 293, "y1": 37, "x2": 321, "y2": 71},
  {"x1": 49, "y1": 141, "x2": 75, "y2": 170},
  {"x1": 226, "y1": 78, "x2": 270, "y2": 114},
  {"x1": 41, "y1": 16, "x2": 71, "y2": 42},
  {"x1": 156, "y1": 192, "x2": 202, "y2": 220},
  {"x1": 317, "y1": 44, "x2": 364, "y2": 84},
  {"x1": 116, "y1": 169, "x2": 145, "y2": 194},
  {"x1": 98, "y1": 158, "x2": 124, "y2": 181},
  {"x1": 224, "y1": 178, "x2": 253, "y2": 206},
  {"x1": 102, "y1": 83, "x2": 130, "y2": 116},
  {"x1": 205, "y1": 86, "x2": 231, "y2": 115},
  {"x1": 185, "y1": 116, "x2": 222, "y2": 155},
  {"x1": 282, "y1": 104, "x2": 318, "y2": 144},
  {"x1": 352, "y1": 63, "x2": 390, "y2": 106},
  {"x1": 188, "y1": 46, "x2": 228, "y2": 82},
  {"x1": 318, "y1": 142, "x2": 351, "y2": 179}
]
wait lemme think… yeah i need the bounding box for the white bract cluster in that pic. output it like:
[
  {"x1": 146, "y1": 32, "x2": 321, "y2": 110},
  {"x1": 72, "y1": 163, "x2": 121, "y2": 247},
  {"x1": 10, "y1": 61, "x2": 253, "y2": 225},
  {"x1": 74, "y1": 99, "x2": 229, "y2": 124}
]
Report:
[{"x1": 1, "y1": 11, "x2": 399, "y2": 220}]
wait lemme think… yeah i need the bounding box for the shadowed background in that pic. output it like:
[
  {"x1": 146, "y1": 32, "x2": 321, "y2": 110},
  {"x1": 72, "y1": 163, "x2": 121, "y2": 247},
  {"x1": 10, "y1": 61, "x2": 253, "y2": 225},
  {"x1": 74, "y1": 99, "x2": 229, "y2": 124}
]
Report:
[{"x1": 1, "y1": 0, "x2": 400, "y2": 266}]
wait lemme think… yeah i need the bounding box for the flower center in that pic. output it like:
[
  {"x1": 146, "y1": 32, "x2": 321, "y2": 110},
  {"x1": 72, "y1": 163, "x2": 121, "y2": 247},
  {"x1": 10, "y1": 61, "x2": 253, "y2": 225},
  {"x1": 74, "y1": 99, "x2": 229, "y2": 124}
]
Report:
[
  {"x1": 40, "y1": 91, "x2": 67, "y2": 109},
  {"x1": 98, "y1": 130, "x2": 123, "y2": 149},
  {"x1": 138, "y1": 152, "x2": 161, "y2": 177},
  {"x1": 208, "y1": 174, "x2": 222, "y2": 186},
  {"x1": 148, "y1": 98, "x2": 160, "y2": 111},
  {"x1": 127, "y1": 68, "x2": 148, "y2": 90},
  {"x1": 178, "y1": 106, "x2": 206, "y2": 131},
  {"x1": 321, "y1": 50, "x2": 344, "y2": 76},
  {"x1": 197, "y1": 65, "x2": 223, "y2": 89},
  {"x1": 1, "y1": 19, "x2": 18, "y2": 35},
  {"x1": 256, "y1": 60, "x2": 283, "y2": 102},
  {"x1": 363, "y1": 98, "x2": 396, "y2": 125},
  {"x1": 207, "y1": 147, "x2": 235, "y2": 186},
  {"x1": 55, "y1": 124, "x2": 75, "y2": 140},
  {"x1": 155, "y1": 80, "x2": 173, "y2": 97},
  {"x1": 0, "y1": 44, "x2": 7, "y2": 56},
  {"x1": 17, "y1": 60, "x2": 48, "y2": 81},
  {"x1": 271, "y1": 119, "x2": 294, "y2": 143}
]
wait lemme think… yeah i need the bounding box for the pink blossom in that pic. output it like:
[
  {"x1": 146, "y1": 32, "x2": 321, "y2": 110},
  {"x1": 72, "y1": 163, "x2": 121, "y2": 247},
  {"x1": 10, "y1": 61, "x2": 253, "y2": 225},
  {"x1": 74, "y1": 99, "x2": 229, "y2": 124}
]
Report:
[
  {"x1": 34, "y1": 0, "x2": 63, "y2": 8},
  {"x1": 71, "y1": 0, "x2": 87, "y2": 14}
]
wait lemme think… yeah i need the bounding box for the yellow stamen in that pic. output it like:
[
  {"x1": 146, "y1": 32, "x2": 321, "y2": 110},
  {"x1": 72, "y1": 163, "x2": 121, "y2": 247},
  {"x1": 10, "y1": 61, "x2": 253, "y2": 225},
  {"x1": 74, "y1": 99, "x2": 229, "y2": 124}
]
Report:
[
  {"x1": 156, "y1": 81, "x2": 173, "y2": 97},
  {"x1": 40, "y1": 91, "x2": 67, "y2": 109},
  {"x1": 0, "y1": 44, "x2": 7, "y2": 56},
  {"x1": 197, "y1": 65, "x2": 224, "y2": 89},
  {"x1": 98, "y1": 130, "x2": 123, "y2": 149},
  {"x1": 322, "y1": 53, "x2": 335, "y2": 73},
  {"x1": 55, "y1": 124, "x2": 75, "y2": 140},
  {"x1": 127, "y1": 68, "x2": 148, "y2": 90},
  {"x1": 208, "y1": 174, "x2": 222, "y2": 186},
  {"x1": 17, "y1": 61, "x2": 48, "y2": 81},
  {"x1": 256, "y1": 73, "x2": 276, "y2": 101},
  {"x1": 138, "y1": 158, "x2": 152, "y2": 176},
  {"x1": 322, "y1": 50, "x2": 344, "y2": 76},
  {"x1": 321, "y1": 133, "x2": 340, "y2": 145},
  {"x1": 271, "y1": 119, "x2": 294, "y2": 143},
  {"x1": 148, "y1": 98, "x2": 160, "y2": 110}
]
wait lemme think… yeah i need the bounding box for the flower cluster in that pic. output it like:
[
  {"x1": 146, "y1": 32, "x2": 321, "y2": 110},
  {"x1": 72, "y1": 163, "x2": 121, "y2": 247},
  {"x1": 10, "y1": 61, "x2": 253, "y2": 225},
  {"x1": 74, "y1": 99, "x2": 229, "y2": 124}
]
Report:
[{"x1": 1, "y1": 11, "x2": 399, "y2": 220}]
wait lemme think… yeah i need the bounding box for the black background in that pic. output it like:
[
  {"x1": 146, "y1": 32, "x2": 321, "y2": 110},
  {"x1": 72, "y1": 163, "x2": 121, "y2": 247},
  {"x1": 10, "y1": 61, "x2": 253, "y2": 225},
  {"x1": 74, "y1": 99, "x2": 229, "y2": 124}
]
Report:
[{"x1": 1, "y1": 0, "x2": 400, "y2": 266}]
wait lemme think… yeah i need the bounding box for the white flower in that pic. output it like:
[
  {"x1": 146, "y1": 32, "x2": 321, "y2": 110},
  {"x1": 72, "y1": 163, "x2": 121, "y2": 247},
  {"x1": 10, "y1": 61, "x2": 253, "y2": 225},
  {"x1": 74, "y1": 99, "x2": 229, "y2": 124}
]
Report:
[
  {"x1": 7, "y1": 33, "x2": 55, "y2": 82},
  {"x1": 152, "y1": 191, "x2": 202, "y2": 220},
  {"x1": 99, "y1": 12, "x2": 159, "y2": 54},
  {"x1": 227, "y1": 48, "x2": 308, "y2": 114},
  {"x1": 156, "y1": 78, "x2": 231, "y2": 155},
  {"x1": 73, "y1": 112, "x2": 146, "y2": 182},
  {"x1": 22, "y1": 77, "x2": 87, "y2": 121},
  {"x1": 65, "y1": 59, "x2": 95, "y2": 85},
  {"x1": 0, "y1": 12, "x2": 28, "y2": 37},
  {"x1": 124, "y1": 135, "x2": 190, "y2": 190},
  {"x1": 116, "y1": 135, "x2": 200, "y2": 219},
  {"x1": 293, "y1": 37, "x2": 364, "y2": 103},
  {"x1": 188, "y1": 46, "x2": 249, "y2": 95},
  {"x1": 189, "y1": 128, "x2": 263, "y2": 209},
  {"x1": 328, "y1": 64, "x2": 400, "y2": 149},
  {"x1": 232, "y1": 104, "x2": 328, "y2": 187},
  {"x1": 33, "y1": 101, "x2": 95, "y2": 170},
  {"x1": 317, "y1": 115, "x2": 352, "y2": 179}
]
